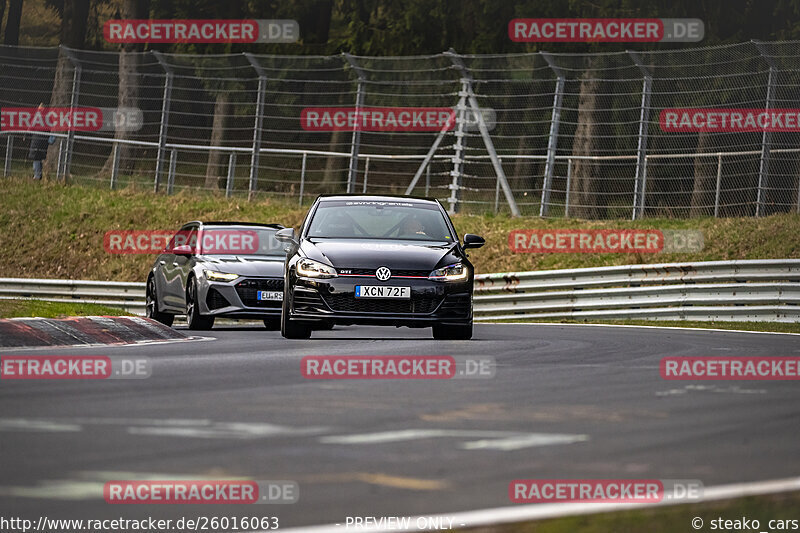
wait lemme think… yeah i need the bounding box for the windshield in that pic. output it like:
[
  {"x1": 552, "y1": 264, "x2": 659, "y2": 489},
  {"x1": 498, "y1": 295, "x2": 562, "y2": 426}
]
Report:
[
  {"x1": 187, "y1": 227, "x2": 284, "y2": 256},
  {"x1": 306, "y1": 200, "x2": 454, "y2": 242}
]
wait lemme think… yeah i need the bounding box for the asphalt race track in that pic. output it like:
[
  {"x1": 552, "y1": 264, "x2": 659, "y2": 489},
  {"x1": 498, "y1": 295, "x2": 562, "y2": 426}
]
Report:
[{"x1": 1, "y1": 323, "x2": 799, "y2": 529}]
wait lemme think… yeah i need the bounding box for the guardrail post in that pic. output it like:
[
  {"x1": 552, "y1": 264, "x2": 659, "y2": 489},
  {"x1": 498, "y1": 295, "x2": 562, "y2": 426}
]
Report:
[
  {"x1": 245, "y1": 53, "x2": 267, "y2": 201},
  {"x1": 299, "y1": 152, "x2": 307, "y2": 206},
  {"x1": 754, "y1": 41, "x2": 776, "y2": 217},
  {"x1": 344, "y1": 53, "x2": 365, "y2": 194},
  {"x1": 152, "y1": 51, "x2": 173, "y2": 193},
  {"x1": 539, "y1": 52, "x2": 565, "y2": 218},
  {"x1": 446, "y1": 50, "x2": 520, "y2": 216},
  {"x1": 60, "y1": 46, "x2": 82, "y2": 183},
  {"x1": 565, "y1": 158, "x2": 573, "y2": 218},
  {"x1": 629, "y1": 50, "x2": 652, "y2": 220},
  {"x1": 3, "y1": 135, "x2": 12, "y2": 177},
  {"x1": 226, "y1": 152, "x2": 236, "y2": 198},
  {"x1": 110, "y1": 142, "x2": 121, "y2": 189},
  {"x1": 714, "y1": 154, "x2": 722, "y2": 217},
  {"x1": 167, "y1": 149, "x2": 176, "y2": 195},
  {"x1": 362, "y1": 156, "x2": 370, "y2": 193}
]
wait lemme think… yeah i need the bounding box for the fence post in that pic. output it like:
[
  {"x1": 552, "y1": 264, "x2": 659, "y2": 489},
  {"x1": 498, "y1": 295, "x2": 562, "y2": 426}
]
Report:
[
  {"x1": 425, "y1": 164, "x2": 430, "y2": 197},
  {"x1": 754, "y1": 41, "x2": 776, "y2": 217},
  {"x1": 110, "y1": 142, "x2": 120, "y2": 189},
  {"x1": 60, "y1": 46, "x2": 82, "y2": 183},
  {"x1": 152, "y1": 51, "x2": 173, "y2": 193},
  {"x1": 344, "y1": 53, "x2": 365, "y2": 194},
  {"x1": 3, "y1": 135, "x2": 12, "y2": 177},
  {"x1": 245, "y1": 53, "x2": 266, "y2": 201},
  {"x1": 447, "y1": 79, "x2": 469, "y2": 214},
  {"x1": 565, "y1": 158, "x2": 573, "y2": 218},
  {"x1": 629, "y1": 50, "x2": 652, "y2": 220},
  {"x1": 446, "y1": 50, "x2": 520, "y2": 216},
  {"x1": 299, "y1": 152, "x2": 307, "y2": 206},
  {"x1": 714, "y1": 154, "x2": 722, "y2": 217},
  {"x1": 539, "y1": 52, "x2": 565, "y2": 218},
  {"x1": 226, "y1": 153, "x2": 236, "y2": 198},
  {"x1": 362, "y1": 156, "x2": 370, "y2": 193},
  {"x1": 56, "y1": 139, "x2": 64, "y2": 179},
  {"x1": 167, "y1": 149, "x2": 176, "y2": 195}
]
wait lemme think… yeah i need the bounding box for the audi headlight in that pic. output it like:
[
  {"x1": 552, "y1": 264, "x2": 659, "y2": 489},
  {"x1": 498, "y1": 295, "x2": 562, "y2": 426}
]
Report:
[
  {"x1": 429, "y1": 262, "x2": 468, "y2": 281},
  {"x1": 204, "y1": 270, "x2": 239, "y2": 282},
  {"x1": 296, "y1": 258, "x2": 337, "y2": 279}
]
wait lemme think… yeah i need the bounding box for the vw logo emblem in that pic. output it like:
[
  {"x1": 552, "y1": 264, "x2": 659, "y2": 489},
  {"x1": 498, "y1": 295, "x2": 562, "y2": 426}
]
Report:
[{"x1": 375, "y1": 267, "x2": 392, "y2": 281}]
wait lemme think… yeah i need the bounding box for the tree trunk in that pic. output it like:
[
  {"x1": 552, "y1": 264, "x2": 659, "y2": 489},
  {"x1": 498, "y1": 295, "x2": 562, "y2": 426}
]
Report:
[
  {"x1": 3, "y1": 0, "x2": 22, "y2": 46},
  {"x1": 569, "y1": 71, "x2": 602, "y2": 219},
  {"x1": 321, "y1": 129, "x2": 346, "y2": 192},
  {"x1": 0, "y1": 0, "x2": 8, "y2": 40},
  {"x1": 43, "y1": 0, "x2": 89, "y2": 180},
  {"x1": 204, "y1": 93, "x2": 232, "y2": 189},
  {"x1": 690, "y1": 131, "x2": 715, "y2": 217},
  {"x1": 99, "y1": 0, "x2": 149, "y2": 178}
]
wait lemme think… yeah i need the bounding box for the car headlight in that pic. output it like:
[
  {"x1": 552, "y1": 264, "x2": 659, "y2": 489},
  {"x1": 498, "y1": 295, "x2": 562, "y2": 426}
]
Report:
[
  {"x1": 296, "y1": 258, "x2": 337, "y2": 279},
  {"x1": 429, "y1": 262, "x2": 468, "y2": 281},
  {"x1": 204, "y1": 270, "x2": 239, "y2": 282}
]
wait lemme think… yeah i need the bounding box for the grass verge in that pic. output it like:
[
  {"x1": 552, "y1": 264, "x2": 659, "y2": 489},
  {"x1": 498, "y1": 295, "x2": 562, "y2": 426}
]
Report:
[
  {"x1": 0, "y1": 299, "x2": 134, "y2": 319},
  {"x1": 484, "y1": 319, "x2": 800, "y2": 334},
  {"x1": 477, "y1": 491, "x2": 800, "y2": 533}
]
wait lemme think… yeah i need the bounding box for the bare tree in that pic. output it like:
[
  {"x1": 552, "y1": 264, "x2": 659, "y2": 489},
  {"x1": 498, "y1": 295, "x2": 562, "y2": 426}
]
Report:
[{"x1": 3, "y1": 0, "x2": 22, "y2": 45}]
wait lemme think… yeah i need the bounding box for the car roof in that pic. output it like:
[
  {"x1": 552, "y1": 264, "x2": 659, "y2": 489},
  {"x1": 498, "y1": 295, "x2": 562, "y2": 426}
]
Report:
[
  {"x1": 200, "y1": 222, "x2": 284, "y2": 229},
  {"x1": 316, "y1": 194, "x2": 439, "y2": 205}
]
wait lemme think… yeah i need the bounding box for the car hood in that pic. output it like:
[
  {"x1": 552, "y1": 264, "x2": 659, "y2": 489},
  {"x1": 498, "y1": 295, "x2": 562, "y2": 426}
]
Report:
[
  {"x1": 198, "y1": 255, "x2": 285, "y2": 277},
  {"x1": 301, "y1": 239, "x2": 461, "y2": 270}
]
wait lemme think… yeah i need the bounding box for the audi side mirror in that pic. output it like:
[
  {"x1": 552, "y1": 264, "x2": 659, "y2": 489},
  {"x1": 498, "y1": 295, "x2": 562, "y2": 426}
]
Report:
[
  {"x1": 172, "y1": 244, "x2": 194, "y2": 256},
  {"x1": 462, "y1": 234, "x2": 485, "y2": 249}
]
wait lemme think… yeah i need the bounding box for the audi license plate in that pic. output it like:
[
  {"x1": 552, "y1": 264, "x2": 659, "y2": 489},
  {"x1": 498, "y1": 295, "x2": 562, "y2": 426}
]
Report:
[
  {"x1": 355, "y1": 286, "x2": 410, "y2": 299},
  {"x1": 257, "y1": 291, "x2": 283, "y2": 301}
]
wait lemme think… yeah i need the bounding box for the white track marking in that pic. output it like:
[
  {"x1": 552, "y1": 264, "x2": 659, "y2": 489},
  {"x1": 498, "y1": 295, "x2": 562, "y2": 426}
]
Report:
[
  {"x1": 271, "y1": 476, "x2": 800, "y2": 532},
  {"x1": 486, "y1": 321, "x2": 800, "y2": 336},
  {"x1": 320, "y1": 429, "x2": 588, "y2": 450}
]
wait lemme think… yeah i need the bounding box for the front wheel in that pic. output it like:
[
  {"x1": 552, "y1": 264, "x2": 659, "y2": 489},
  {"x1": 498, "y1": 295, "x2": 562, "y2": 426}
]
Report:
[
  {"x1": 432, "y1": 322, "x2": 472, "y2": 340},
  {"x1": 263, "y1": 318, "x2": 280, "y2": 331},
  {"x1": 145, "y1": 276, "x2": 174, "y2": 327},
  {"x1": 186, "y1": 277, "x2": 215, "y2": 330}
]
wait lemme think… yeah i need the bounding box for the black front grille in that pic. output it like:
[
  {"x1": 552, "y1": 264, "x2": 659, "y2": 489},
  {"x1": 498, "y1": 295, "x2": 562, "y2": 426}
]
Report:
[
  {"x1": 293, "y1": 288, "x2": 325, "y2": 310},
  {"x1": 206, "y1": 287, "x2": 231, "y2": 310},
  {"x1": 322, "y1": 293, "x2": 441, "y2": 315},
  {"x1": 235, "y1": 278, "x2": 284, "y2": 307},
  {"x1": 337, "y1": 268, "x2": 429, "y2": 278}
]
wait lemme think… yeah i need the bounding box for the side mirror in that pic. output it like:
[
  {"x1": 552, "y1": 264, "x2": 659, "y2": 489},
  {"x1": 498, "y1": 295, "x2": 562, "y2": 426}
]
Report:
[
  {"x1": 462, "y1": 233, "x2": 485, "y2": 249},
  {"x1": 274, "y1": 227, "x2": 299, "y2": 252},
  {"x1": 172, "y1": 244, "x2": 194, "y2": 256}
]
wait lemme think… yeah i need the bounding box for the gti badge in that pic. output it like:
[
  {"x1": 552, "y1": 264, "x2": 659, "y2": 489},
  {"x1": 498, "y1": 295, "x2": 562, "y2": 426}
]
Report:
[{"x1": 375, "y1": 266, "x2": 392, "y2": 281}]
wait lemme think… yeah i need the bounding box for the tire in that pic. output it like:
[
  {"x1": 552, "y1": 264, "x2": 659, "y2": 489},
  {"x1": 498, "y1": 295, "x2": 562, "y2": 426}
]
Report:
[
  {"x1": 145, "y1": 276, "x2": 174, "y2": 327},
  {"x1": 263, "y1": 318, "x2": 281, "y2": 331},
  {"x1": 280, "y1": 290, "x2": 311, "y2": 339},
  {"x1": 186, "y1": 277, "x2": 215, "y2": 330},
  {"x1": 432, "y1": 322, "x2": 472, "y2": 340}
]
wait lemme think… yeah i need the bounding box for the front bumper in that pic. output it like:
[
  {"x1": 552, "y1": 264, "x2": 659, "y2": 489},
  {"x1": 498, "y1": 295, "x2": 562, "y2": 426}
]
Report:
[
  {"x1": 197, "y1": 276, "x2": 284, "y2": 319},
  {"x1": 288, "y1": 276, "x2": 472, "y2": 327}
]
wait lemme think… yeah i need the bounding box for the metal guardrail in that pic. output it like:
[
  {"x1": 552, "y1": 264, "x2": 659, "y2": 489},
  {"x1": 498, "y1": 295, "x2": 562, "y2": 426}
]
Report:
[
  {"x1": 1, "y1": 259, "x2": 798, "y2": 323},
  {"x1": 473, "y1": 259, "x2": 800, "y2": 323}
]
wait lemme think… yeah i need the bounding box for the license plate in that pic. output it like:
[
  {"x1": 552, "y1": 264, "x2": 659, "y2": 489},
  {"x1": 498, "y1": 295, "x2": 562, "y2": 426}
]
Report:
[
  {"x1": 355, "y1": 286, "x2": 410, "y2": 299},
  {"x1": 257, "y1": 291, "x2": 283, "y2": 301}
]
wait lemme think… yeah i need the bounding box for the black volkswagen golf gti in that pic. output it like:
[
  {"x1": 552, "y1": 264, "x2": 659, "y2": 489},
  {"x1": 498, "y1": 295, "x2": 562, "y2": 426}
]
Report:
[{"x1": 275, "y1": 195, "x2": 485, "y2": 339}]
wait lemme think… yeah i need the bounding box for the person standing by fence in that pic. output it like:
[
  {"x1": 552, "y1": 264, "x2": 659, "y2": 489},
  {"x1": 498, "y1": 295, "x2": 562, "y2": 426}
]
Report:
[{"x1": 26, "y1": 104, "x2": 55, "y2": 180}]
